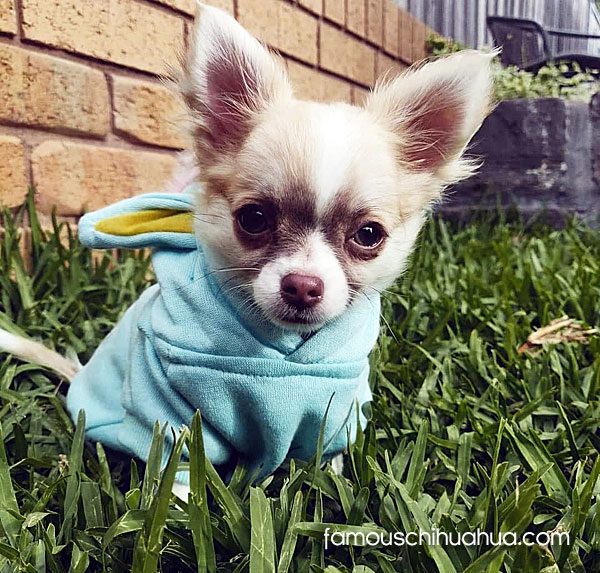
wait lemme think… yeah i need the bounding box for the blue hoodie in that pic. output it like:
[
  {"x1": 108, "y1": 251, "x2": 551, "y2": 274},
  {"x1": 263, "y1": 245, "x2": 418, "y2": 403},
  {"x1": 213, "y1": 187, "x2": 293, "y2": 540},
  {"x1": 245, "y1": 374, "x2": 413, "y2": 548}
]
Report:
[{"x1": 66, "y1": 191, "x2": 381, "y2": 480}]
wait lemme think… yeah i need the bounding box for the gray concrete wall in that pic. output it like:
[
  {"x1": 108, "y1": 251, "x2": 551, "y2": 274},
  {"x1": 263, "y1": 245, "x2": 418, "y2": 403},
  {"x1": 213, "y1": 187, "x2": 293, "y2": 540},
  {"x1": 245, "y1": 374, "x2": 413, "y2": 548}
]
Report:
[{"x1": 442, "y1": 95, "x2": 600, "y2": 225}]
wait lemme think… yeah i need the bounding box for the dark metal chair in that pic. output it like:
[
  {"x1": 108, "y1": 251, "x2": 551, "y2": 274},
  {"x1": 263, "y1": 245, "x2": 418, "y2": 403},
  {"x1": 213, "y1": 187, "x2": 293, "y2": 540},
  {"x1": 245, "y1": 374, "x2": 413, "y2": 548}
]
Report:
[{"x1": 487, "y1": 15, "x2": 600, "y2": 72}]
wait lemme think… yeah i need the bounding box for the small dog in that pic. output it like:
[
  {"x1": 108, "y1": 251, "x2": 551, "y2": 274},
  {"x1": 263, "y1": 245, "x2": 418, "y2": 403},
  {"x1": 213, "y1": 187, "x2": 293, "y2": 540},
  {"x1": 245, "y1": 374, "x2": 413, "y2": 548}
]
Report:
[{"x1": 0, "y1": 4, "x2": 494, "y2": 496}]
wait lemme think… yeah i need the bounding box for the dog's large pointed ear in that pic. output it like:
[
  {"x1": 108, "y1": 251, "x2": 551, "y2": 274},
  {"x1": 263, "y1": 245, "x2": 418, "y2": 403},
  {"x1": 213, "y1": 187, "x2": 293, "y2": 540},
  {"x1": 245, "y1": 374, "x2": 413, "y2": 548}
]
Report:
[
  {"x1": 367, "y1": 51, "x2": 495, "y2": 185},
  {"x1": 180, "y1": 4, "x2": 292, "y2": 165}
]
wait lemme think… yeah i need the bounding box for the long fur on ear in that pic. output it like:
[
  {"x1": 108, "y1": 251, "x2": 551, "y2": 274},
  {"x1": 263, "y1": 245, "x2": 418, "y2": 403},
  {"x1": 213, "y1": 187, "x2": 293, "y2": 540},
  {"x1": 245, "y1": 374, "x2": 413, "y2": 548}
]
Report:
[
  {"x1": 179, "y1": 3, "x2": 292, "y2": 170},
  {"x1": 367, "y1": 50, "x2": 495, "y2": 186}
]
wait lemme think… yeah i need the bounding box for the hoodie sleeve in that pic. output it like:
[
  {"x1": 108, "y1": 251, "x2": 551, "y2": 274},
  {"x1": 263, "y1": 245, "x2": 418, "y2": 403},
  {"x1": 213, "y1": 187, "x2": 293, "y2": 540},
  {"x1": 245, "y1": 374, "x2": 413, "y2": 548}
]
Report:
[{"x1": 78, "y1": 192, "x2": 198, "y2": 251}]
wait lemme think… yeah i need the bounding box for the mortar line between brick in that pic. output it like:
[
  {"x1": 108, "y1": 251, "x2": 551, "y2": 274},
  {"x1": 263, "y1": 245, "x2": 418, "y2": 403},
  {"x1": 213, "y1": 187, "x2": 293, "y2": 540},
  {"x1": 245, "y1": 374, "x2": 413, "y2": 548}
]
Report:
[
  {"x1": 397, "y1": 2, "x2": 403, "y2": 60},
  {"x1": 14, "y1": 0, "x2": 24, "y2": 40},
  {"x1": 23, "y1": 140, "x2": 34, "y2": 193},
  {"x1": 7, "y1": 0, "x2": 33, "y2": 205},
  {"x1": 0, "y1": 118, "x2": 107, "y2": 142},
  {"x1": 376, "y1": 0, "x2": 383, "y2": 83},
  {"x1": 106, "y1": 73, "x2": 117, "y2": 141},
  {"x1": 382, "y1": 0, "x2": 387, "y2": 52},
  {"x1": 285, "y1": 51, "x2": 371, "y2": 89},
  {"x1": 137, "y1": 0, "x2": 195, "y2": 21},
  {"x1": 111, "y1": 129, "x2": 186, "y2": 152},
  {"x1": 364, "y1": 0, "x2": 371, "y2": 44},
  {"x1": 287, "y1": 0, "x2": 319, "y2": 19},
  {"x1": 0, "y1": 36, "x2": 173, "y2": 84},
  {"x1": 316, "y1": 6, "x2": 322, "y2": 69},
  {"x1": 0, "y1": 123, "x2": 183, "y2": 155}
]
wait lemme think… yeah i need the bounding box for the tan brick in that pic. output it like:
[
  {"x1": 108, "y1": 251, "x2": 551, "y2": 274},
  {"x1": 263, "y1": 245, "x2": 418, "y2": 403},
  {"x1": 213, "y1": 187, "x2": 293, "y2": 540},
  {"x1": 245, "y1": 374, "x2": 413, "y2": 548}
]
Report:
[
  {"x1": 31, "y1": 141, "x2": 177, "y2": 216},
  {"x1": 351, "y1": 85, "x2": 370, "y2": 106},
  {"x1": 412, "y1": 19, "x2": 427, "y2": 63},
  {"x1": 113, "y1": 76, "x2": 188, "y2": 149},
  {"x1": 366, "y1": 0, "x2": 383, "y2": 46},
  {"x1": 162, "y1": 0, "x2": 232, "y2": 14},
  {"x1": 238, "y1": 0, "x2": 318, "y2": 65},
  {"x1": 375, "y1": 51, "x2": 407, "y2": 80},
  {"x1": 347, "y1": 0, "x2": 365, "y2": 37},
  {"x1": 0, "y1": 0, "x2": 17, "y2": 35},
  {"x1": 298, "y1": 0, "x2": 322, "y2": 15},
  {"x1": 0, "y1": 136, "x2": 28, "y2": 208},
  {"x1": 320, "y1": 22, "x2": 375, "y2": 86},
  {"x1": 238, "y1": 0, "x2": 278, "y2": 50},
  {"x1": 205, "y1": 0, "x2": 234, "y2": 14},
  {"x1": 0, "y1": 45, "x2": 110, "y2": 137},
  {"x1": 324, "y1": 0, "x2": 345, "y2": 25},
  {"x1": 383, "y1": 1, "x2": 399, "y2": 56},
  {"x1": 278, "y1": 3, "x2": 318, "y2": 64},
  {"x1": 21, "y1": 0, "x2": 184, "y2": 75},
  {"x1": 399, "y1": 9, "x2": 413, "y2": 63},
  {"x1": 286, "y1": 60, "x2": 352, "y2": 103}
]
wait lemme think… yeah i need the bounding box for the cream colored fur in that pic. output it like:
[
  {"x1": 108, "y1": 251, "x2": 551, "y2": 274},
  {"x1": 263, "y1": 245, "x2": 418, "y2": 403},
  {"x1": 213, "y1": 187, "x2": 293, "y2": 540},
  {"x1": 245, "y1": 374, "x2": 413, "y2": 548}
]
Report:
[{"x1": 180, "y1": 3, "x2": 495, "y2": 328}]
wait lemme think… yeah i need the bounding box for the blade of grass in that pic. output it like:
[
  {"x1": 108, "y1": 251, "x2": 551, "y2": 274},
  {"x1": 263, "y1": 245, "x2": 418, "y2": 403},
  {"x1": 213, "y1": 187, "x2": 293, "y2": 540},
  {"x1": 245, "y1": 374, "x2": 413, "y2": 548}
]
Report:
[
  {"x1": 188, "y1": 411, "x2": 216, "y2": 573},
  {"x1": 249, "y1": 487, "x2": 276, "y2": 573}
]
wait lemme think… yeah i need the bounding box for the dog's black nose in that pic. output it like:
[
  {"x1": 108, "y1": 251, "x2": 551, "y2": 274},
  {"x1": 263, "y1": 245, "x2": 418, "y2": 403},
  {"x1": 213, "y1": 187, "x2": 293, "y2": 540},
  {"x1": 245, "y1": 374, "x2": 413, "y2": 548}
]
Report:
[{"x1": 280, "y1": 274, "x2": 324, "y2": 309}]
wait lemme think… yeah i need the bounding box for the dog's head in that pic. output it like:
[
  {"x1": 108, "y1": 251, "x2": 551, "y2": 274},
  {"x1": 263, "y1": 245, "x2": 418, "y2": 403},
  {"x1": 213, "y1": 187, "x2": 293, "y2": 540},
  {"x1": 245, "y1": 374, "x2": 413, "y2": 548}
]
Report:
[{"x1": 179, "y1": 4, "x2": 493, "y2": 332}]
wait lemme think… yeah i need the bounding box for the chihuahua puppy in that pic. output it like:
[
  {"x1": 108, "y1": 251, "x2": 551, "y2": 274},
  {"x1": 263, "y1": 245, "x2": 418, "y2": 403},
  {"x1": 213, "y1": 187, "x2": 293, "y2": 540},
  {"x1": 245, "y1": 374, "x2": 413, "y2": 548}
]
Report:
[{"x1": 0, "y1": 4, "x2": 494, "y2": 494}]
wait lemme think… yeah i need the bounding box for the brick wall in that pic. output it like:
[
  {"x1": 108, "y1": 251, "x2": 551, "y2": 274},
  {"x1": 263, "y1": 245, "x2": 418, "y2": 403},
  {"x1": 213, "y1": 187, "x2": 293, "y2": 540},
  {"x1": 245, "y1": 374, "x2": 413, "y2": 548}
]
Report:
[{"x1": 0, "y1": 0, "x2": 433, "y2": 216}]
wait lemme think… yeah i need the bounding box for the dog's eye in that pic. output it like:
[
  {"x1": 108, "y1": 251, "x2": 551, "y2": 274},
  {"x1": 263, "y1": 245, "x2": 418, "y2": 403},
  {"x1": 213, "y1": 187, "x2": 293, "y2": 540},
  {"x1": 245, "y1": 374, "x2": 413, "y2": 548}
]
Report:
[
  {"x1": 237, "y1": 204, "x2": 270, "y2": 234},
  {"x1": 352, "y1": 223, "x2": 385, "y2": 249}
]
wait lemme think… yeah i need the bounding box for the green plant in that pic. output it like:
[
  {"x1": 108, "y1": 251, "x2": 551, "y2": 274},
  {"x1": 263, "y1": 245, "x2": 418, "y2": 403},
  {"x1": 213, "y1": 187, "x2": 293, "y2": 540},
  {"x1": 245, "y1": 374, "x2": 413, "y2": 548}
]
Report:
[
  {"x1": 426, "y1": 34, "x2": 466, "y2": 56},
  {"x1": 0, "y1": 197, "x2": 599, "y2": 571},
  {"x1": 493, "y1": 61, "x2": 597, "y2": 101},
  {"x1": 426, "y1": 33, "x2": 600, "y2": 101}
]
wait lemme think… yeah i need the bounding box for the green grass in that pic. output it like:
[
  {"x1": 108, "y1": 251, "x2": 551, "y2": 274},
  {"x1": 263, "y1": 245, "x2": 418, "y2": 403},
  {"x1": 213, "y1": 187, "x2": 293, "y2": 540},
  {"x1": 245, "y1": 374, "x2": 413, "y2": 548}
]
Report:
[{"x1": 0, "y1": 197, "x2": 599, "y2": 572}]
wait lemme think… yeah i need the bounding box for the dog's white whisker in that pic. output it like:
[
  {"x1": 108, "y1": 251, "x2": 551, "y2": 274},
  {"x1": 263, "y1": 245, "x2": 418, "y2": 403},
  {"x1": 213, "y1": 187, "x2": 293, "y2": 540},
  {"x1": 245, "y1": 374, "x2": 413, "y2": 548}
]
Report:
[
  {"x1": 197, "y1": 266, "x2": 260, "y2": 283},
  {"x1": 213, "y1": 267, "x2": 260, "y2": 272}
]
